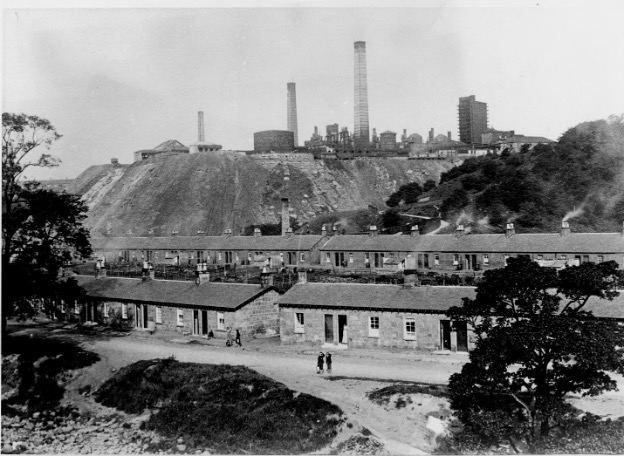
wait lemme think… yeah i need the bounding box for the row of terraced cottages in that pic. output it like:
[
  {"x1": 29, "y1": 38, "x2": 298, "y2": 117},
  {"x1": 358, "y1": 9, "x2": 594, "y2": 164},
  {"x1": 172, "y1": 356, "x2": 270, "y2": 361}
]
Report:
[
  {"x1": 91, "y1": 222, "x2": 624, "y2": 274},
  {"x1": 67, "y1": 269, "x2": 624, "y2": 353}
]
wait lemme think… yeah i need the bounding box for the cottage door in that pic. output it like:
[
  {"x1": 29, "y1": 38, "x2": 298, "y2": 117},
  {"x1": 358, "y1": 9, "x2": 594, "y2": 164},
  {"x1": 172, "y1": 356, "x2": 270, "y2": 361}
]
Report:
[
  {"x1": 201, "y1": 311, "x2": 208, "y2": 336},
  {"x1": 440, "y1": 320, "x2": 452, "y2": 350},
  {"x1": 193, "y1": 310, "x2": 200, "y2": 335},
  {"x1": 338, "y1": 315, "x2": 348, "y2": 345},
  {"x1": 324, "y1": 315, "x2": 334, "y2": 343},
  {"x1": 456, "y1": 321, "x2": 468, "y2": 351},
  {"x1": 142, "y1": 305, "x2": 148, "y2": 329}
]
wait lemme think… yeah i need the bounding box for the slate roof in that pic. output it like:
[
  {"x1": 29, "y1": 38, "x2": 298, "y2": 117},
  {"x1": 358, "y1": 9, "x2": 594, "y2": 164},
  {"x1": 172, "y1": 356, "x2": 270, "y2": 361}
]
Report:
[
  {"x1": 91, "y1": 235, "x2": 324, "y2": 252},
  {"x1": 153, "y1": 140, "x2": 189, "y2": 152},
  {"x1": 413, "y1": 233, "x2": 624, "y2": 254},
  {"x1": 277, "y1": 283, "x2": 476, "y2": 312},
  {"x1": 75, "y1": 275, "x2": 271, "y2": 310},
  {"x1": 320, "y1": 235, "x2": 419, "y2": 252},
  {"x1": 277, "y1": 282, "x2": 624, "y2": 319},
  {"x1": 496, "y1": 135, "x2": 555, "y2": 144}
]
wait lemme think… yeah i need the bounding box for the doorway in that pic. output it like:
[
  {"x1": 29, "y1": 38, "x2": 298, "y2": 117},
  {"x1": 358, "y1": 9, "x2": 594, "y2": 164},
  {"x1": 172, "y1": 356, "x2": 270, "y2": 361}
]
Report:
[
  {"x1": 193, "y1": 310, "x2": 200, "y2": 335},
  {"x1": 135, "y1": 304, "x2": 148, "y2": 329},
  {"x1": 338, "y1": 315, "x2": 348, "y2": 345},
  {"x1": 324, "y1": 314, "x2": 334, "y2": 343},
  {"x1": 455, "y1": 321, "x2": 468, "y2": 352},
  {"x1": 440, "y1": 320, "x2": 452, "y2": 350},
  {"x1": 201, "y1": 310, "x2": 208, "y2": 336}
]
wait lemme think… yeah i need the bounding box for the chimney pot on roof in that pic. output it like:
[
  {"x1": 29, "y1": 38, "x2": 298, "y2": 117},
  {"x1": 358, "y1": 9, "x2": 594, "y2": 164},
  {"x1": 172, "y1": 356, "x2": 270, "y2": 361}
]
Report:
[
  {"x1": 171, "y1": 230, "x2": 179, "y2": 237},
  {"x1": 260, "y1": 272, "x2": 274, "y2": 288},
  {"x1": 560, "y1": 220, "x2": 570, "y2": 237},
  {"x1": 333, "y1": 223, "x2": 339, "y2": 235},
  {"x1": 403, "y1": 268, "x2": 418, "y2": 288},
  {"x1": 224, "y1": 228, "x2": 233, "y2": 237},
  {"x1": 286, "y1": 227, "x2": 293, "y2": 238},
  {"x1": 369, "y1": 225, "x2": 378, "y2": 237},
  {"x1": 254, "y1": 227, "x2": 262, "y2": 237},
  {"x1": 297, "y1": 270, "x2": 308, "y2": 284},
  {"x1": 456, "y1": 225, "x2": 465, "y2": 236},
  {"x1": 321, "y1": 224, "x2": 328, "y2": 237},
  {"x1": 197, "y1": 229, "x2": 205, "y2": 235},
  {"x1": 148, "y1": 229, "x2": 154, "y2": 237},
  {"x1": 505, "y1": 223, "x2": 515, "y2": 238},
  {"x1": 410, "y1": 225, "x2": 420, "y2": 238},
  {"x1": 196, "y1": 269, "x2": 210, "y2": 285}
]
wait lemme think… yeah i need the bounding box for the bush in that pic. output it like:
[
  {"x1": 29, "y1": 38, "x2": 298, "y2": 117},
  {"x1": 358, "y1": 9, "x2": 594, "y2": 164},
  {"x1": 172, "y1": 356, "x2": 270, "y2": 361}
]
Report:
[{"x1": 95, "y1": 359, "x2": 343, "y2": 454}]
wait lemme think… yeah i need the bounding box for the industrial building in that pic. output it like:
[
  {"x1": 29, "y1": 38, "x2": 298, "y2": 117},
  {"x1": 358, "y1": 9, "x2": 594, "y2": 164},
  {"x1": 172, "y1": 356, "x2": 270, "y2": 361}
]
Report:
[
  {"x1": 133, "y1": 140, "x2": 190, "y2": 162},
  {"x1": 287, "y1": 83, "x2": 299, "y2": 147},
  {"x1": 458, "y1": 95, "x2": 488, "y2": 145},
  {"x1": 189, "y1": 111, "x2": 223, "y2": 153},
  {"x1": 253, "y1": 130, "x2": 295, "y2": 152},
  {"x1": 353, "y1": 41, "x2": 370, "y2": 151}
]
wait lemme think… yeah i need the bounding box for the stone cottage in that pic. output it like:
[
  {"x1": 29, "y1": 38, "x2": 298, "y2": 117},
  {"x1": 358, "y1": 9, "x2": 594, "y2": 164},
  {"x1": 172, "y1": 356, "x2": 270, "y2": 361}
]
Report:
[
  {"x1": 74, "y1": 273, "x2": 279, "y2": 339},
  {"x1": 277, "y1": 272, "x2": 477, "y2": 352}
]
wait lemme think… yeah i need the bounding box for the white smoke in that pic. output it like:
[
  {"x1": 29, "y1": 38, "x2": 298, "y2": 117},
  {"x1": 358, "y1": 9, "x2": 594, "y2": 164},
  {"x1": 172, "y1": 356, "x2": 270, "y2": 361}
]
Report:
[{"x1": 562, "y1": 206, "x2": 584, "y2": 222}]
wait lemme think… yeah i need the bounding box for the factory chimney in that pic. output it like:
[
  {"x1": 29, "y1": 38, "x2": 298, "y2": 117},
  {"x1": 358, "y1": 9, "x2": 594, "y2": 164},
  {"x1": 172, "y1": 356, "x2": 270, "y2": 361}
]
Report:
[
  {"x1": 281, "y1": 198, "x2": 290, "y2": 236},
  {"x1": 198, "y1": 111, "x2": 205, "y2": 142},
  {"x1": 287, "y1": 83, "x2": 298, "y2": 146},
  {"x1": 354, "y1": 41, "x2": 370, "y2": 150}
]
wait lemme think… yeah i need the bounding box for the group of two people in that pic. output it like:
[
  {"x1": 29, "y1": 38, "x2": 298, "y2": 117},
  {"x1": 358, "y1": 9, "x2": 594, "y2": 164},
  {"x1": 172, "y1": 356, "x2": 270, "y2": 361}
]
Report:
[
  {"x1": 226, "y1": 327, "x2": 242, "y2": 347},
  {"x1": 316, "y1": 351, "x2": 332, "y2": 374}
]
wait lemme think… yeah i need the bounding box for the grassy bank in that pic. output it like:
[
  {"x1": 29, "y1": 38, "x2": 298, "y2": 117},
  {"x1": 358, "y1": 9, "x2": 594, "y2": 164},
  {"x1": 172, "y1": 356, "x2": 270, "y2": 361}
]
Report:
[
  {"x1": 2, "y1": 334, "x2": 100, "y2": 414},
  {"x1": 94, "y1": 358, "x2": 343, "y2": 454}
]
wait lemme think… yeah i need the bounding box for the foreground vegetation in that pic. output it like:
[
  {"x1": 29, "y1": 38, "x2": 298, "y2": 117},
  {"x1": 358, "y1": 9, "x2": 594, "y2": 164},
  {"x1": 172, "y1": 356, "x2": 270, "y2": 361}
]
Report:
[
  {"x1": 2, "y1": 334, "x2": 100, "y2": 413},
  {"x1": 94, "y1": 358, "x2": 343, "y2": 454}
]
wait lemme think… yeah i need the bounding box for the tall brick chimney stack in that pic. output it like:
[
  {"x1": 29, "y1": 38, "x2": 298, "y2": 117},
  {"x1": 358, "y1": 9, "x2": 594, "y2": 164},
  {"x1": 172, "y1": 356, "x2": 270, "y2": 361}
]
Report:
[
  {"x1": 354, "y1": 41, "x2": 370, "y2": 151},
  {"x1": 198, "y1": 111, "x2": 205, "y2": 142},
  {"x1": 287, "y1": 83, "x2": 298, "y2": 146},
  {"x1": 281, "y1": 198, "x2": 290, "y2": 236}
]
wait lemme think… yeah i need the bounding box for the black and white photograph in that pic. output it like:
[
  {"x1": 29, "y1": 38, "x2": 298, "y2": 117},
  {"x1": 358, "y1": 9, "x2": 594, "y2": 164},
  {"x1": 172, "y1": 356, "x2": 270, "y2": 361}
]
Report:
[{"x1": 2, "y1": 0, "x2": 624, "y2": 454}]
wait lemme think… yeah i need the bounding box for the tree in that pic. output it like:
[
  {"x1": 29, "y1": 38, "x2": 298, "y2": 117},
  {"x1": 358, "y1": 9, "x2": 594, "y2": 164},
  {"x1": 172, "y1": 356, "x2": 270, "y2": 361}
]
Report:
[
  {"x1": 445, "y1": 256, "x2": 624, "y2": 452},
  {"x1": 2, "y1": 113, "x2": 91, "y2": 344},
  {"x1": 423, "y1": 179, "x2": 437, "y2": 193}
]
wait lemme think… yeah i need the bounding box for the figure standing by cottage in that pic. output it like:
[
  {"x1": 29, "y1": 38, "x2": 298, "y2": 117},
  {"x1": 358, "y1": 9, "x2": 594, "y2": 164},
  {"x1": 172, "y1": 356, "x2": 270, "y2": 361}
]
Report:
[
  {"x1": 235, "y1": 329, "x2": 242, "y2": 347},
  {"x1": 326, "y1": 352, "x2": 332, "y2": 374},
  {"x1": 316, "y1": 352, "x2": 325, "y2": 374},
  {"x1": 226, "y1": 326, "x2": 232, "y2": 346}
]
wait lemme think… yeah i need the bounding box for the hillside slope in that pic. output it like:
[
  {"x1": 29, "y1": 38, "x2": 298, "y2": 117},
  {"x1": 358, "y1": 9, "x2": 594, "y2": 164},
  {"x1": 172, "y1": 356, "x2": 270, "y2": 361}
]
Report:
[
  {"x1": 420, "y1": 116, "x2": 624, "y2": 233},
  {"x1": 73, "y1": 152, "x2": 457, "y2": 237}
]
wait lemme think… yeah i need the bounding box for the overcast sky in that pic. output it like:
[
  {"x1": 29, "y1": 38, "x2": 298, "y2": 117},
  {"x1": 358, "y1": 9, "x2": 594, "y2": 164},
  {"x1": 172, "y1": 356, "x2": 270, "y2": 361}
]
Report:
[{"x1": 3, "y1": 1, "x2": 624, "y2": 180}]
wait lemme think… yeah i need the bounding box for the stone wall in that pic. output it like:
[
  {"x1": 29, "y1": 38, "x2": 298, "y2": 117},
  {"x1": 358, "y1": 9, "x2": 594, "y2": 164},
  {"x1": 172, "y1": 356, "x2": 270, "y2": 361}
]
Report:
[
  {"x1": 234, "y1": 289, "x2": 280, "y2": 337},
  {"x1": 280, "y1": 306, "x2": 473, "y2": 351}
]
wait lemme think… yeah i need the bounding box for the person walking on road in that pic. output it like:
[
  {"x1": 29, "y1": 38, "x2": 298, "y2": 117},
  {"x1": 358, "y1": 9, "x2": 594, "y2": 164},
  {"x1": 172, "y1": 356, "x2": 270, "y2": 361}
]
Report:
[
  {"x1": 235, "y1": 329, "x2": 242, "y2": 347},
  {"x1": 326, "y1": 352, "x2": 332, "y2": 374},
  {"x1": 316, "y1": 352, "x2": 325, "y2": 374}
]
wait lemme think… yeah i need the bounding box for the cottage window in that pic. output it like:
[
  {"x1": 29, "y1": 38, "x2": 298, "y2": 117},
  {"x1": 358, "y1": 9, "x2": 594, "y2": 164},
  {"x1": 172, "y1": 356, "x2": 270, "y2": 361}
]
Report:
[
  {"x1": 582, "y1": 255, "x2": 590, "y2": 264},
  {"x1": 325, "y1": 253, "x2": 331, "y2": 263},
  {"x1": 300, "y1": 253, "x2": 305, "y2": 262},
  {"x1": 560, "y1": 254, "x2": 567, "y2": 260},
  {"x1": 248, "y1": 253, "x2": 252, "y2": 261},
  {"x1": 177, "y1": 309, "x2": 184, "y2": 327},
  {"x1": 217, "y1": 312, "x2": 225, "y2": 330},
  {"x1": 74, "y1": 302, "x2": 80, "y2": 315},
  {"x1": 537, "y1": 254, "x2": 543, "y2": 261},
  {"x1": 483, "y1": 254, "x2": 489, "y2": 265},
  {"x1": 104, "y1": 303, "x2": 109, "y2": 318},
  {"x1": 224, "y1": 252, "x2": 233, "y2": 263},
  {"x1": 453, "y1": 254, "x2": 459, "y2": 266},
  {"x1": 156, "y1": 307, "x2": 162, "y2": 324},
  {"x1": 434, "y1": 254, "x2": 440, "y2": 266},
  {"x1": 144, "y1": 250, "x2": 153, "y2": 262},
  {"x1": 598, "y1": 255, "x2": 604, "y2": 263},
  {"x1": 280, "y1": 252, "x2": 284, "y2": 262},
  {"x1": 403, "y1": 318, "x2": 416, "y2": 341},
  {"x1": 196, "y1": 251, "x2": 205, "y2": 262},
  {"x1": 504, "y1": 255, "x2": 511, "y2": 265},
  {"x1": 121, "y1": 303, "x2": 128, "y2": 319},
  {"x1": 218, "y1": 252, "x2": 222, "y2": 261},
  {"x1": 369, "y1": 316, "x2": 380, "y2": 338},
  {"x1": 294, "y1": 313, "x2": 305, "y2": 333},
  {"x1": 365, "y1": 253, "x2": 370, "y2": 267},
  {"x1": 349, "y1": 253, "x2": 354, "y2": 263}
]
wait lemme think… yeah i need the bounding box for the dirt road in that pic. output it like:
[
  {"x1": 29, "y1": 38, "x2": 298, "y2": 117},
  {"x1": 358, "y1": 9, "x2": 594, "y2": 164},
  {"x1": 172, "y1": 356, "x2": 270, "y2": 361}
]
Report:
[{"x1": 79, "y1": 336, "x2": 464, "y2": 454}]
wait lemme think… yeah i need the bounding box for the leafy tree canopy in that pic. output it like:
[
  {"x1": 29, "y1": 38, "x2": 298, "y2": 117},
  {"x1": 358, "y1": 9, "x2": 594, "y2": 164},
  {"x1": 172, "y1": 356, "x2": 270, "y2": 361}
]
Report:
[
  {"x1": 385, "y1": 182, "x2": 423, "y2": 207},
  {"x1": 446, "y1": 256, "x2": 624, "y2": 452},
  {"x1": 2, "y1": 113, "x2": 91, "y2": 341}
]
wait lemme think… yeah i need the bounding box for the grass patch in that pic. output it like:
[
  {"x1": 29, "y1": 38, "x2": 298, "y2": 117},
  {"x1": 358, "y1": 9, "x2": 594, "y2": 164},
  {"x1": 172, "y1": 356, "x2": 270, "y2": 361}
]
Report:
[
  {"x1": 2, "y1": 334, "x2": 100, "y2": 413},
  {"x1": 367, "y1": 382, "x2": 448, "y2": 406},
  {"x1": 94, "y1": 358, "x2": 343, "y2": 454}
]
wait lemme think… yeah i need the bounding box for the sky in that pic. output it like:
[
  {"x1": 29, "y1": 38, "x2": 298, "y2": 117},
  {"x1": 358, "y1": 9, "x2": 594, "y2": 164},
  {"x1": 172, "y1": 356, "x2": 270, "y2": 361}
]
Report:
[{"x1": 3, "y1": 0, "x2": 624, "y2": 180}]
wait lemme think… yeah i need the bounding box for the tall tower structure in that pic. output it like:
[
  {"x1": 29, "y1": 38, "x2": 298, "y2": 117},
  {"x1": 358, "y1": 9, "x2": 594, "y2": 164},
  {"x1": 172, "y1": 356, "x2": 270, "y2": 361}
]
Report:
[
  {"x1": 287, "y1": 82, "x2": 298, "y2": 147},
  {"x1": 458, "y1": 95, "x2": 488, "y2": 144},
  {"x1": 353, "y1": 41, "x2": 370, "y2": 150},
  {"x1": 198, "y1": 111, "x2": 205, "y2": 142}
]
